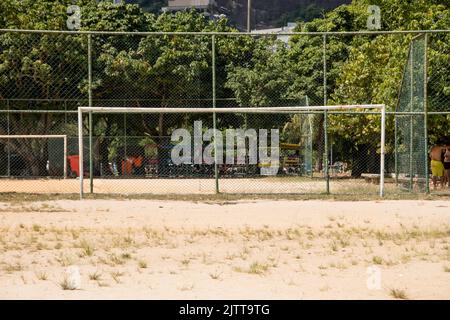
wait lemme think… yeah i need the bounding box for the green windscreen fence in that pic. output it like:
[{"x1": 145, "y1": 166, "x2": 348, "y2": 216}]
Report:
[{"x1": 395, "y1": 34, "x2": 428, "y2": 192}]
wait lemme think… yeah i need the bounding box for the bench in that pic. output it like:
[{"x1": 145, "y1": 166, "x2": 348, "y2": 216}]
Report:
[{"x1": 361, "y1": 173, "x2": 382, "y2": 184}]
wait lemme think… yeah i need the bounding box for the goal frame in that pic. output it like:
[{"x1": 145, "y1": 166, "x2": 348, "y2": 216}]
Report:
[
  {"x1": 78, "y1": 104, "x2": 386, "y2": 198},
  {"x1": 0, "y1": 135, "x2": 68, "y2": 179}
]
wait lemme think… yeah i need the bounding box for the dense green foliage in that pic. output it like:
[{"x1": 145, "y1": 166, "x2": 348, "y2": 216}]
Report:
[
  {"x1": 230, "y1": 0, "x2": 449, "y2": 170},
  {"x1": 0, "y1": 0, "x2": 448, "y2": 175}
]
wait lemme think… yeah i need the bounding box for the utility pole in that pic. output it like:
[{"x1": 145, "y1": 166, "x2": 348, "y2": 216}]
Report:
[{"x1": 247, "y1": 0, "x2": 251, "y2": 32}]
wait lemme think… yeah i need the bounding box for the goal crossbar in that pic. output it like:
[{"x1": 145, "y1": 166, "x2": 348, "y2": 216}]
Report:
[
  {"x1": 77, "y1": 105, "x2": 386, "y2": 198},
  {"x1": 79, "y1": 105, "x2": 385, "y2": 114},
  {"x1": 0, "y1": 135, "x2": 68, "y2": 179}
]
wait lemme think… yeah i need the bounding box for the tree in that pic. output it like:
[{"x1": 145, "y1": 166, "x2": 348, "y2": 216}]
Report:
[
  {"x1": 86, "y1": 10, "x2": 237, "y2": 173},
  {"x1": 0, "y1": 0, "x2": 87, "y2": 175},
  {"x1": 328, "y1": 0, "x2": 449, "y2": 175},
  {"x1": 1, "y1": 0, "x2": 448, "y2": 178},
  {"x1": 0, "y1": 0, "x2": 154, "y2": 175},
  {"x1": 223, "y1": 0, "x2": 449, "y2": 175},
  {"x1": 286, "y1": 3, "x2": 366, "y2": 172},
  {"x1": 290, "y1": 0, "x2": 449, "y2": 176},
  {"x1": 225, "y1": 39, "x2": 296, "y2": 108}
]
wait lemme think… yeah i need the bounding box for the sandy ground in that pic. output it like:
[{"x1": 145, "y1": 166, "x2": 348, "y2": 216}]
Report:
[
  {"x1": 0, "y1": 177, "x2": 401, "y2": 194},
  {"x1": 0, "y1": 199, "x2": 449, "y2": 300}
]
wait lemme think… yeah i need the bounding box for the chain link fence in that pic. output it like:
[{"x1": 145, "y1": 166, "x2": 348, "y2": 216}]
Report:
[
  {"x1": 0, "y1": 29, "x2": 449, "y2": 196},
  {"x1": 395, "y1": 34, "x2": 427, "y2": 193}
]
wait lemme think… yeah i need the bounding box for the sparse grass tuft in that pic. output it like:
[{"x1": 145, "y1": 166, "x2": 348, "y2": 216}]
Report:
[
  {"x1": 110, "y1": 271, "x2": 124, "y2": 283},
  {"x1": 444, "y1": 266, "x2": 450, "y2": 273},
  {"x1": 97, "y1": 281, "x2": 110, "y2": 287},
  {"x1": 240, "y1": 246, "x2": 250, "y2": 260},
  {"x1": 138, "y1": 260, "x2": 148, "y2": 269},
  {"x1": 390, "y1": 288, "x2": 409, "y2": 300},
  {"x1": 179, "y1": 283, "x2": 194, "y2": 291},
  {"x1": 247, "y1": 262, "x2": 270, "y2": 275},
  {"x1": 36, "y1": 242, "x2": 48, "y2": 250},
  {"x1": 122, "y1": 235, "x2": 135, "y2": 247},
  {"x1": 121, "y1": 253, "x2": 132, "y2": 260},
  {"x1": 181, "y1": 258, "x2": 191, "y2": 267},
  {"x1": 89, "y1": 271, "x2": 102, "y2": 281},
  {"x1": 78, "y1": 239, "x2": 95, "y2": 257},
  {"x1": 372, "y1": 256, "x2": 383, "y2": 265},
  {"x1": 71, "y1": 230, "x2": 80, "y2": 240},
  {"x1": 330, "y1": 241, "x2": 339, "y2": 252},
  {"x1": 108, "y1": 254, "x2": 125, "y2": 266},
  {"x1": 4, "y1": 263, "x2": 23, "y2": 273},
  {"x1": 209, "y1": 270, "x2": 222, "y2": 280},
  {"x1": 35, "y1": 271, "x2": 48, "y2": 281},
  {"x1": 60, "y1": 277, "x2": 77, "y2": 290},
  {"x1": 56, "y1": 253, "x2": 75, "y2": 267}
]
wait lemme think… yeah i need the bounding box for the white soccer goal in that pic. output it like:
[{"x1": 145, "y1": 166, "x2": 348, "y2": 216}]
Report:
[
  {"x1": 0, "y1": 135, "x2": 68, "y2": 179},
  {"x1": 77, "y1": 105, "x2": 386, "y2": 198}
]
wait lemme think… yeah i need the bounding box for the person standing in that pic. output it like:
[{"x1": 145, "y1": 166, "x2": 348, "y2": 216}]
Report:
[
  {"x1": 429, "y1": 144, "x2": 445, "y2": 189},
  {"x1": 444, "y1": 145, "x2": 450, "y2": 188}
]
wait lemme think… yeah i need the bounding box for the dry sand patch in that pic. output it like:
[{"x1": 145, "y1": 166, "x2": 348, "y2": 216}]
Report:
[{"x1": 0, "y1": 200, "x2": 449, "y2": 299}]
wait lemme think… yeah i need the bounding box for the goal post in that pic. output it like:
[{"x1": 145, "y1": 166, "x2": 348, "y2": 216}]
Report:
[
  {"x1": 77, "y1": 104, "x2": 386, "y2": 198},
  {"x1": 0, "y1": 135, "x2": 68, "y2": 179}
]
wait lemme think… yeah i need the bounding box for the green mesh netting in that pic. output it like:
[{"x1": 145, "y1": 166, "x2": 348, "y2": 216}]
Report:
[{"x1": 395, "y1": 34, "x2": 427, "y2": 192}]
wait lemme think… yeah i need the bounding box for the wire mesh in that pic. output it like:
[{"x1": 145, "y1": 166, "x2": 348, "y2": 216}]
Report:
[
  {"x1": 395, "y1": 34, "x2": 428, "y2": 193},
  {"x1": 0, "y1": 29, "x2": 448, "y2": 196}
]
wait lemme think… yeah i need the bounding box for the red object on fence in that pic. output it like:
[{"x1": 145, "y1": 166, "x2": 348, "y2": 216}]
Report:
[
  {"x1": 121, "y1": 156, "x2": 144, "y2": 175},
  {"x1": 67, "y1": 155, "x2": 80, "y2": 177}
]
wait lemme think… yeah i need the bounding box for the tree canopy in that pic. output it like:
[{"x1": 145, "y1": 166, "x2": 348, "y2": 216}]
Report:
[{"x1": 0, "y1": 0, "x2": 448, "y2": 174}]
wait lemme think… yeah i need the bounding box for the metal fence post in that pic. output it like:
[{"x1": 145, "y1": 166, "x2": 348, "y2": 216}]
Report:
[
  {"x1": 123, "y1": 100, "x2": 127, "y2": 165},
  {"x1": 306, "y1": 96, "x2": 314, "y2": 179},
  {"x1": 323, "y1": 34, "x2": 330, "y2": 194},
  {"x1": 409, "y1": 41, "x2": 414, "y2": 192},
  {"x1": 380, "y1": 105, "x2": 386, "y2": 197},
  {"x1": 88, "y1": 34, "x2": 94, "y2": 194},
  {"x1": 424, "y1": 33, "x2": 430, "y2": 194},
  {"x1": 89, "y1": 111, "x2": 93, "y2": 193},
  {"x1": 394, "y1": 114, "x2": 398, "y2": 185},
  {"x1": 63, "y1": 135, "x2": 68, "y2": 179},
  {"x1": 247, "y1": 0, "x2": 252, "y2": 33},
  {"x1": 6, "y1": 100, "x2": 10, "y2": 177},
  {"x1": 78, "y1": 108, "x2": 84, "y2": 199},
  {"x1": 212, "y1": 35, "x2": 219, "y2": 194}
]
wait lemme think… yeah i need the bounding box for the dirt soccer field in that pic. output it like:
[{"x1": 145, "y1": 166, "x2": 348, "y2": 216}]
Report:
[
  {"x1": 0, "y1": 199, "x2": 449, "y2": 299},
  {"x1": 0, "y1": 177, "x2": 400, "y2": 194}
]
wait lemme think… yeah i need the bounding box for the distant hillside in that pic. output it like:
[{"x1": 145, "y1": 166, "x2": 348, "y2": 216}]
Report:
[
  {"x1": 217, "y1": 0, "x2": 351, "y2": 29},
  {"x1": 126, "y1": 0, "x2": 351, "y2": 30}
]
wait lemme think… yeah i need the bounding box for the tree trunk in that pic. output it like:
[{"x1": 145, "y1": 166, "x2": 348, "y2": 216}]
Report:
[
  {"x1": 99, "y1": 120, "x2": 112, "y2": 176},
  {"x1": 157, "y1": 113, "x2": 171, "y2": 176},
  {"x1": 24, "y1": 142, "x2": 48, "y2": 176},
  {"x1": 351, "y1": 144, "x2": 379, "y2": 177},
  {"x1": 0, "y1": 112, "x2": 53, "y2": 177},
  {"x1": 315, "y1": 114, "x2": 324, "y2": 172}
]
